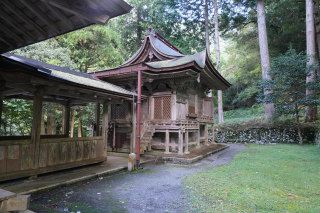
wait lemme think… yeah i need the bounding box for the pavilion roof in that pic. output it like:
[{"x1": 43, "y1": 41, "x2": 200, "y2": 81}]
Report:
[
  {"x1": 0, "y1": 53, "x2": 137, "y2": 103},
  {"x1": 0, "y1": 0, "x2": 132, "y2": 54}
]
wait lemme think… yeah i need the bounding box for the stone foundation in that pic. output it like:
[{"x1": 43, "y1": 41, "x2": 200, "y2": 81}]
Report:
[{"x1": 213, "y1": 127, "x2": 320, "y2": 144}]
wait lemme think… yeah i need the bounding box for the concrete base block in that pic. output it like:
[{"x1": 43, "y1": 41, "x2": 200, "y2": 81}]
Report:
[
  {"x1": 164, "y1": 152, "x2": 171, "y2": 154},
  {"x1": 16, "y1": 210, "x2": 35, "y2": 213},
  {"x1": 184, "y1": 151, "x2": 190, "y2": 154},
  {"x1": 2, "y1": 195, "x2": 30, "y2": 212}
]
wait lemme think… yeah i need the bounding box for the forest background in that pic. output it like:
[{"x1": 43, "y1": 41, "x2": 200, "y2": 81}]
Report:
[{"x1": 0, "y1": 0, "x2": 311, "y2": 136}]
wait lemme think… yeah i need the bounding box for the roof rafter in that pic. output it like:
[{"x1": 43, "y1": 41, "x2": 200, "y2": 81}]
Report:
[
  {"x1": 0, "y1": 23, "x2": 26, "y2": 45},
  {"x1": 42, "y1": 0, "x2": 75, "y2": 30},
  {"x1": 19, "y1": 0, "x2": 60, "y2": 34},
  {"x1": 2, "y1": 0, "x2": 48, "y2": 38},
  {"x1": 0, "y1": 8, "x2": 37, "y2": 42}
]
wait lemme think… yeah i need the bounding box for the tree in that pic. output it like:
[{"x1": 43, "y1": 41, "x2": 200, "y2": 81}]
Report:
[
  {"x1": 257, "y1": 49, "x2": 320, "y2": 144},
  {"x1": 214, "y1": 0, "x2": 224, "y2": 123},
  {"x1": 58, "y1": 24, "x2": 124, "y2": 72},
  {"x1": 257, "y1": 0, "x2": 275, "y2": 119},
  {"x1": 306, "y1": 0, "x2": 318, "y2": 121}
]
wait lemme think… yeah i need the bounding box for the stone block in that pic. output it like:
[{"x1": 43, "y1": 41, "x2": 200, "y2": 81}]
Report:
[
  {"x1": 1, "y1": 195, "x2": 30, "y2": 212},
  {"x1": 0, "y1": 189, "x2": 16, "y2": 202}
]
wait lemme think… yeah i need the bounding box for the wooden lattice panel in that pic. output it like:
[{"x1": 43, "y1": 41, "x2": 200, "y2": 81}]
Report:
[
  {"x1": 154, "y1": 97, "x2": 162, "y2": 119},
  {"x1": 162, "y1": 96, "x2": 171, "y2": 119},
  {"x1": 154, "y1": 97, "x2": 171, "y2": 119},
  {"x1": 111, "y1": 103, "x2": 127, "y2": 119},
  {"x1": 188, "y1": 94, "x2": 195, "y2": 106}
]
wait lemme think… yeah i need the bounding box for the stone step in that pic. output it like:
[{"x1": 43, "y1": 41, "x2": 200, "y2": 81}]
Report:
[
  {"x1": 0, "y1": 195, "x2": 30, "y2": 212},
  {"x1": 0, "y1": 189, "x2": 16, "y2": 202}
]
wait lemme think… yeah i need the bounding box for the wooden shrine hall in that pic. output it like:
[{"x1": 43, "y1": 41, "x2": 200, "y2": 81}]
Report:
[
  {"x1": 90, "y1": 27, "x2": 232, "y2": 157},
  {"x1": 0, "y1": 53, "x2": 137, "y2": 181},
  {"x1": 0, "y1": 0, "x2": 133, "y2": 181}
]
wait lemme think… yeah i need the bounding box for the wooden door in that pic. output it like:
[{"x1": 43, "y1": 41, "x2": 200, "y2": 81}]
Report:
[{"x1": 109, "y1": 132, "x2": 126, "y2": 148}]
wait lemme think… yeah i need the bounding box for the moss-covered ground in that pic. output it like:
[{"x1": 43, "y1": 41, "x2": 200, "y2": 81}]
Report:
[{"x1": 183, "y1": 144, "x2": 320, "y2": 212}]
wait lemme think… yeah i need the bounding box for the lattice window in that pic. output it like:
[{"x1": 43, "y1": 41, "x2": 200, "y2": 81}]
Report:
[
  {"x1": 111, "y1": 103, "x2": 127, "y2": 119},
  {"x1": 154, "y1": 97, "x2": 171, "y2": 119}
]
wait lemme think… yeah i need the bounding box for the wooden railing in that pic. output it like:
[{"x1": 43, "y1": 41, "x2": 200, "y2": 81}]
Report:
[
  {"x1": 140, "y1": 120, "x2": 151, "y2": 139},
  {"x1": 0, "y1": 136, "x2": 106, "y2": 182}
]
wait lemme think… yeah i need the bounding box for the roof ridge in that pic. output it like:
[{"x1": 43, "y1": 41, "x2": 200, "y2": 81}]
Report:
[{"x1": 147, "y1": 26, "x2": 185, "y2": 55}]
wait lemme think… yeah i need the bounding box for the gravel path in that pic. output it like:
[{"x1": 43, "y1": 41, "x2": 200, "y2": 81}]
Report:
[{"x1": 30, "y1": 144, "x2": 247, "y2": 213}]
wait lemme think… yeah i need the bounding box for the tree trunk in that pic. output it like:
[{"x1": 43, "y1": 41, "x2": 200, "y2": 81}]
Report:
[
  {"x1": 70, "y1": 108, "x2": 76, "y2": 138},
  {"x1": 257, "y1": 0, "x2": 275, "y2": 120},
  {"x1": 78, "y1": 108, "x2": 83, "y2": 137},
  {"x1": 214, "y1": 0, "x2": 224, "y2": 123},
  {"x1": 305, "y1": 0, "x2": 318, "y2": 122},
  {"x1": 47, "y1": 103, "x2": 56, "y2": 134},
  {"x1": 136, "y1": 7, "x2": 142, "y2": 49},
  {"x1": 296, "y1": 112, "x2": 303, "y2": 145},
  {"x1": 205, "y1": 0, "x2": 210, "y2": 55},
  {"x1": 41, "y1": 106, "x2": 46, "y2": 135}
]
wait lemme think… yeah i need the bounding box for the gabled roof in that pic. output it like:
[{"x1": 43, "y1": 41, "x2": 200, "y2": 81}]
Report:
[
  {"x1": 118, "y1": 26, "x2": 185, "y2": 67},
  {"x1": 0, "y1": 0, "x2": 132, "y2": 54},
  {"x1": 90, "y1": 27, "x2": 231, "y2": 90},
  {"x1": 0, "y1": 53, "x2": 136, "y2": 98}
]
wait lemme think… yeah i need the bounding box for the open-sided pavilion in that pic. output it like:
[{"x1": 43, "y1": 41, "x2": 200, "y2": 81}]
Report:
[
  {"x1": 0, "y1": 0, "x2": 134, "y2": 181},
  {"x1": 0, "y1": 53, "x2": 137, "y2": 181}
]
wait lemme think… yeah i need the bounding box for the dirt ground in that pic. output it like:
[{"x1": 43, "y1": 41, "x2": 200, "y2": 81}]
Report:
[{"x1": 29, "y1": 144, "x2": 247, "y2": 213}]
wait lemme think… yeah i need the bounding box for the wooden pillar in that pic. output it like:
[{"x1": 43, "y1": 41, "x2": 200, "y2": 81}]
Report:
[
  {"x1": 102, "y1": 102, "x2": 109, "y2": 159},
  {"x1": 185, "y1": 130, "x2": 190, "y2": 154},
  {"x1": 31, "y1": 88, "x2": 43, "y2": 170},
  {"x1": 62, "y1": 105, "x2": 70, "y2": 137},
  {"x1": 131, "y1": 102, "x2": 137, "y2": 154},
  {"x1": 94, "y1": 103, "x2": 100, "y2": 136},
  {"x1": 178, "y1": 130, "x2": 183, "y2": 155},
  {"x1": 197, "y1": 125, "x2": 200, "y2": 147},
  {"x1": 0, "y1": 99, "x2": 3, "y2": 130},
  {"x1": 164, "y1": 130, "x2": 170, "y2": 154},
  {"x1": 205, "y1": 124, "x2": 209, "y2": 145}
]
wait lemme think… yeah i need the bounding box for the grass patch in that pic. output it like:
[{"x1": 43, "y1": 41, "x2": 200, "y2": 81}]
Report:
[{"x1": 184, "y1": 144, "x2": 320, "y2": 212}]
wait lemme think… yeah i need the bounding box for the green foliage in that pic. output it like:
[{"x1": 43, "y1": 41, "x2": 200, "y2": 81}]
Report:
[
  {"x1": 257, "y1": 49, "x2": 320, "y2": 119},
  {"x1": 115, "y1": 0, "x2": 186, "y2": 59},
  {"x1": 1, "y1": 99, "x2": 33, "y2": 136},
  {"x1": 57, "y1": 24, "x2": 124, "y2": 72},
  {"x1": 184, "y1": 144, "x2": 320, "y2": 212},
  {"x1": 11, "y1": 39, "x2": 77, "y2": 70}
]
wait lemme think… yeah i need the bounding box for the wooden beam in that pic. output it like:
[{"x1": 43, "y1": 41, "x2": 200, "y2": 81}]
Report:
[
  {"x1": 0, "y1": 88, "x2": 28, "y2": 96},
  {"x1": 94, "y1": 102, "x2": 100, "y2": 136},
  {"x1": 31, "y1": 87, "x2": 43, "y2": 169},
  {"x1": 19, "y1": 0, "x2": 60, "y2": 34},
  {"x1": 2, "y1": 0, "x2": 48, "y2": 38},
  {"x1": 101, "y1": 101, "x2": 109, "y2": 158},
  {"x1": 42, "y1": 1, "x2": 74, "y2": 30},
  {"x1": 0, "y1": 9, "x2": 38, "y2": 42},
  {"x1": 4, "y1": 94, "x2": 68, "y2": 105}
]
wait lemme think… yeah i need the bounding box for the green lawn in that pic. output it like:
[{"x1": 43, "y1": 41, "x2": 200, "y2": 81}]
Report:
[{"x1": 184, "y1": 144, "x2": 320, "y2": 212}]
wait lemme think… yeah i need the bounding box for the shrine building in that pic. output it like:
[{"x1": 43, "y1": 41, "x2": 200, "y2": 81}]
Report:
[{"x1": 90, "y1": 27, "x2": 231, "y2": 156}]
